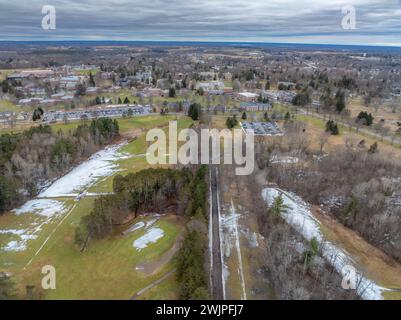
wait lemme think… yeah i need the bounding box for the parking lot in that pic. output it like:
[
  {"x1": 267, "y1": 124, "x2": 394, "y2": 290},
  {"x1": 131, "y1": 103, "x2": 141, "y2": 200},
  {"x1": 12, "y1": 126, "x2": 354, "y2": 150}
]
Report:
[
  {"x1": 42, "y1": 105, "x2": 153, "y2": 123},
  {"x1": 240, "y1": 121, "x2": 283, "y2": 136}
]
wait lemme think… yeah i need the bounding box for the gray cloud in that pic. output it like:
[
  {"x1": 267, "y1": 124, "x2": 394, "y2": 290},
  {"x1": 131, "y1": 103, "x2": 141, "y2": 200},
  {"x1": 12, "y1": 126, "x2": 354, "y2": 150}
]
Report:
[{"x1": 0, "y1": 0, "x2": 400, "y2": 45}]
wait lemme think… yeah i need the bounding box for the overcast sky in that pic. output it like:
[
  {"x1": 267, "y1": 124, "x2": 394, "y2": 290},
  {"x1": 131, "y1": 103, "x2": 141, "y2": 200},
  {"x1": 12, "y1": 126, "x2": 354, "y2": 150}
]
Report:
[{"x1": 0, "y1": 0, "x2": 401, "y2": 46}]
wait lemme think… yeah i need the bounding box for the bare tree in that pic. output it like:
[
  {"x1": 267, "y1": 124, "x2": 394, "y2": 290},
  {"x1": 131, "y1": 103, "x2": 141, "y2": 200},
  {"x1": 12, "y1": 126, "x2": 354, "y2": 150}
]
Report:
[{"x1": 319, "y1": 132, "x2": 330, "y2": 154}]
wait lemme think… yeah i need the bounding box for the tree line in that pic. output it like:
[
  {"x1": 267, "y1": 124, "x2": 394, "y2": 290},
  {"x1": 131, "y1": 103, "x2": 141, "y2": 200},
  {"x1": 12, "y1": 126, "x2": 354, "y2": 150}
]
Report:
[
  {"x1": 75, "y1": 165, "x2": 209, "y2": 299},
  {"x1": 75, "y1": 166, "x2": 208, "y2": 245}
]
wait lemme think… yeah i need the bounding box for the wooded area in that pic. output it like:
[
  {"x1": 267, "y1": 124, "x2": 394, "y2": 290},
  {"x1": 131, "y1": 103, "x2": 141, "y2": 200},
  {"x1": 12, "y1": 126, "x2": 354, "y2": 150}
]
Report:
[{"x1": 0, "y1": 118, "x2": 119, "y2": 214}]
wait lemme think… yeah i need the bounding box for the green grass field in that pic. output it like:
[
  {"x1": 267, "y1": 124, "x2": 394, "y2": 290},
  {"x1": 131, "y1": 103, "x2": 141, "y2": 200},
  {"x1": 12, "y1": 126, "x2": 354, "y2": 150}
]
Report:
[
  {"x1": 0, "y1": 114, "x2": 180, "y2": 136},
  {"x1": 0, "y1": 69, "x2": 18, "y2": 81},
  {"x1": 87, "y1": 116, "x2": 194, "y2": 194},
  {"x1": 295, "y1": 114, "x2": 328, "y2": 130},
  {"x1": 0, "y1": 115, "x2": 193, "y2": 299},
  {"x1": 0, "y1": 99, "x2": 23, "y2": 113},
  {"x1": 137, "y1": 272, "x2": 179, "y2": 300}
]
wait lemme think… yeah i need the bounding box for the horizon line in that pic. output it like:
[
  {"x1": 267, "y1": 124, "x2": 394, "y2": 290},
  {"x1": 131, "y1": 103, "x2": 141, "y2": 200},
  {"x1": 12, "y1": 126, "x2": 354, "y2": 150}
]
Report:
[{"x1": 0, "y1": 39, "x2": 400, "y2": 49}]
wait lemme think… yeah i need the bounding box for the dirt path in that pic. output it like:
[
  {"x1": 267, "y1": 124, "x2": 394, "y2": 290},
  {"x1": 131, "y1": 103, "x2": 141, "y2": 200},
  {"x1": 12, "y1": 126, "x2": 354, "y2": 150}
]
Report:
[
  {"x1": 131, "y1": 269, "x2": 176, "y2": 300},
  {"x1": 209, "y1": 165, "x2": 224, "y2": 300},
  {"x1": 218, "y1": 164, "x2": 273, "y2": 300},
  {"x1": 120, "y1": 128, "x2": 144, "y2": 140},
  {"x1": 135, "y1": 231, "x2": 184, "y2": 275},
  {"x1": 229, "y1": 199, "x2": 247, "y2": 300}
]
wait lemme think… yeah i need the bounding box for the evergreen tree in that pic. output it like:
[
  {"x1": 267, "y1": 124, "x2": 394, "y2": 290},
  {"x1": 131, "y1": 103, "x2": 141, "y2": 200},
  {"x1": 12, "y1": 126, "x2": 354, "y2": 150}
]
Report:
[
  {"x1": 75, "y1": 83, "x2": 86, "y2": 96},
  {"x1": 357, "y1": 111, "x2": 374, "y2": 126},
  {"x1": 188, "y1": 103, "x2": 201, "y2": 120},
  {"x1": 284, "y1": 111, "x2": 291, "y2": 122},
  {"x1": 335, "y1": 90, "x2": 346, "y2": 113},
  {"x1": 226, "y1": 116, "x2": 238, "y2": 129},
  {"x1": 268, "y1": 194, "x2": 289, "y2": 217},
  {"x1": 292, "y1": 91, "x2": 311, "y2": 106},
  {"x1": 32, "y1": 107, "x2": 44, "y2": 121},
  {"x1": 326, "y1": 120, "x2": 339, "y2": 135},
  {"x1": 176, "y1": 230, "x2": 207, "y2": 300},
  {"x1": 89, "y1": 72, "x2": 96, "y2": 87},
  {"x1": 368, "y1": 142, "x2": 379, "y2": 154},
  {"x1": 169, "y1": 87, "x2": 176, "y2": 98},
  {"x1": 303, "y1": 237, "x2": 320, "y2": 268}
]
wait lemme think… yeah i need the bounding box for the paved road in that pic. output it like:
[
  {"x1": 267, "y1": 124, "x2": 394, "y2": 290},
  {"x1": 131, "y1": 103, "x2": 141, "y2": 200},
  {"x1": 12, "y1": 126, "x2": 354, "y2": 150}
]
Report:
[{"x1": 209, "y1": 164, "x2": 224, "y2": 300}]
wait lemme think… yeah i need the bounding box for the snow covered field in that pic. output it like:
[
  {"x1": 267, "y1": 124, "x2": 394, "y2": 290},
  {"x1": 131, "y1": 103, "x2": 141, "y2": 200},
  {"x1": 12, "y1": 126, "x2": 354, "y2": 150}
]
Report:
[{"x1": 262, "y1": 187, "x2": 386, "y2": 300}]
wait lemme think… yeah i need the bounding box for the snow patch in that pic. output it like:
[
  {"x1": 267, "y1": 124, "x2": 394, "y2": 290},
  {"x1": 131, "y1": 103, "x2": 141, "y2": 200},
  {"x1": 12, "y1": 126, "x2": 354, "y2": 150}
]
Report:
[
  {"x1": 13, "y1": 199, "x2": 67, "y2": 218},
  {"x1": 241, "y1": 229, "x2": 259, "y2": 248},
  {"x1": 0, "y1": 228, "x2": 37, "y2": 252},
  {"x1": 220, "y1": 200, "x2": 247, "y2": 300},
  {"x1": 133, "y1": 227, "x2": 164, "y2": 251},
  {"x1": 2, "y1": 199, "x2": 69, "y2": 252},
  {"x1": 262, "y1": 187, "x2": 386, "y2": 300},
  {"x1": 0, "y1": 229, "x2": 26, "y2": 236},
  {"x1": 39, "y1": 143, "x2": 129, "y2": 197},
  {"x1": 271, "y1": 155, "x2": 299, "y2": 164},
  {"x1": 3, "y1": 241, "x2": 26, "y2": 252},
  {"x1": 124, "y1": 222, "x2": 145, "y2": 235},
  {"x1": 145, "y1": 218, "x2": 159, "y2": 228}
]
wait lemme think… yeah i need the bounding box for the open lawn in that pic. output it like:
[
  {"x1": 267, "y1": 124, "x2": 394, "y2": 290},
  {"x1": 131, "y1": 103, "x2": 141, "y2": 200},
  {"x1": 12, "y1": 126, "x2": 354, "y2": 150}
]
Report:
[
  {"x1": 7, "y1": 203, "x2": 182, "y2": 299},
  {"x1": 0, "y1": 115, "x2": 193, "y2": 299},
  {"x1": 0, "y1": 114, "x2": 181, "y2": 135},
  {"x1": 294, "y1": 113, "x2": 401, "y2": 159},
  {"x1": 348, "y1": 97, "x2": 401, "y2": 133},
  {"x1": 137, "y1": 271, "x2": 179, "y2": 300},
  {"x1": 0, "y1": 69, "x2": 21, "y2": 81},
  {"x1": 0, "y1": 99, "x2": 25, "y2": 113}
]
